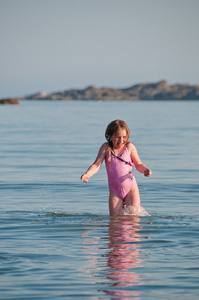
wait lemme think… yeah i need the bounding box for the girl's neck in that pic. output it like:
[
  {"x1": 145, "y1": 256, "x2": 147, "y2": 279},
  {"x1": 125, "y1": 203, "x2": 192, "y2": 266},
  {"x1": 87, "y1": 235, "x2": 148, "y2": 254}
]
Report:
[{"x1": 112, "y1": 144, "x2": 126, "y2": 155}]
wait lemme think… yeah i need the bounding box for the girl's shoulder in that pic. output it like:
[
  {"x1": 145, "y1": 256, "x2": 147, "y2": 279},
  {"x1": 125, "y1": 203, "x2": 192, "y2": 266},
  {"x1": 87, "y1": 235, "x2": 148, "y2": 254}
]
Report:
[
  {"x1": 126, "y1": 142, "x2": 136, "y2": 154},
  {"x1": 100, "y1": 142, "x2": 112, "y2": 158},
  {"x1": 100, "y1": 142, "x2": 110, "y2": 153},
  {"x1": 126, "y1": 141, "x2": 135, "y2": 149},
  {"x1": 101, "y1": 142, "x2": 109, "y2": 148}
]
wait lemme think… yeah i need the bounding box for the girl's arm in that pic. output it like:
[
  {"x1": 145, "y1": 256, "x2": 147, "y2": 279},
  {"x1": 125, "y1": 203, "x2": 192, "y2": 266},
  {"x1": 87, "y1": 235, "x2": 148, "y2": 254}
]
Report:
[
  {"x1": 81, "y1": 143, "x2": 108, "y2": 182},
  {"x1": 127, "y1": 143, "x2": 152, "y2": 177}
]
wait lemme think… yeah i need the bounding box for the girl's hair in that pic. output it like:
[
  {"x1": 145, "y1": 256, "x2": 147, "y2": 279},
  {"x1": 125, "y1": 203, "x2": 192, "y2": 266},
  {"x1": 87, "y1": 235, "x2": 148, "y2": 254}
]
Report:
[{"x1": 105, "y1": 120, "x2": 130, "y2": 148}]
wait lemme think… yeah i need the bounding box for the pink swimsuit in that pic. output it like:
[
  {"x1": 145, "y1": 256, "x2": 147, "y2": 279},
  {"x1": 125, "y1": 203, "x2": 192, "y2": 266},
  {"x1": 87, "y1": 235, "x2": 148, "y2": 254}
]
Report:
[{"x1": 105, "y1": 147, "x2": 137, "y2": 200}]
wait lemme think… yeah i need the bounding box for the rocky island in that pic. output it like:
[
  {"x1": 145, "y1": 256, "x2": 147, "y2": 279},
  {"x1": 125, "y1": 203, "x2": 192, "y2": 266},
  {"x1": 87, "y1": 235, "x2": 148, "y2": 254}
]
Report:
[
  {"x1": 1, "y1": 81, "x2": 199, "y2": 103},
  {"x1": 20, "y1": 80, "x2": 199, "y2": 101}
]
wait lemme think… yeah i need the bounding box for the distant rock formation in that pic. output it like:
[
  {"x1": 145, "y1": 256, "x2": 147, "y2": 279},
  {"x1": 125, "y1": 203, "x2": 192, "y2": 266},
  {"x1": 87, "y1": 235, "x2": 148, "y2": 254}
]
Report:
[
  {"x1": 20, "y1": 91, "x2": 47, "y2": 100},
  {"x1": 0, "y1": 98, "x2": 20, "y2": 105},
  {"x1": 17, "y1": 80, "x2": 199, "y2": 101}
]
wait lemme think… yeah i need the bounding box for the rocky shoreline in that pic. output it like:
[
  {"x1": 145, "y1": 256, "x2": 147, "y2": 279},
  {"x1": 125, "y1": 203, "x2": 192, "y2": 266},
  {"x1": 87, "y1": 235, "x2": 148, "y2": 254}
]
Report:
[{"x1": 1, "y1": 80, "x2": 199, "y2": 103}]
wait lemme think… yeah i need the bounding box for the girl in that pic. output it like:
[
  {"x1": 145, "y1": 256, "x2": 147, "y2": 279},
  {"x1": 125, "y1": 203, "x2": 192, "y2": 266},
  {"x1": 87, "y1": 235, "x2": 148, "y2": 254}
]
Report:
[{"x1": 81, "y1": 120, "x2": 152, "y2": 216}]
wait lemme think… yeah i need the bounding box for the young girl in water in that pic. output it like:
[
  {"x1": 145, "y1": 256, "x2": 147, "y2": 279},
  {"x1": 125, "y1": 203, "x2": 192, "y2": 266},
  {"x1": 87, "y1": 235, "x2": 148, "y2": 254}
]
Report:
[{"x1": 81, "y1": 120, "x2": 152, "y2": 216}]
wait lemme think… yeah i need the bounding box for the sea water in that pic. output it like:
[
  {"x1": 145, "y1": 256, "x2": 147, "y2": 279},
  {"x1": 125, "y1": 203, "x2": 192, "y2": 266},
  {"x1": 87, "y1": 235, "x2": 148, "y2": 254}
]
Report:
[{"x1": 0, "y1": 100, "x2": 199, "y2": 299}]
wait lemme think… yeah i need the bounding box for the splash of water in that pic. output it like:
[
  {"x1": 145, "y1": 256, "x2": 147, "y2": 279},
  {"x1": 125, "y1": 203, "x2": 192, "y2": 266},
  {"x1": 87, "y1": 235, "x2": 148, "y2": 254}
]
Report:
[{"x1": 123, "y1": 205, "x2": 151, "y2": 217}]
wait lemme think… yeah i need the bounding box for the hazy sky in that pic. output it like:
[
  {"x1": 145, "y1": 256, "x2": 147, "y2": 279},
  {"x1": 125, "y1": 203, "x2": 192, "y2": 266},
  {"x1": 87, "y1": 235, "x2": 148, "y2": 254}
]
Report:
[{"x1": 0, "y1": 0, "x2": 199, "y2": 98}]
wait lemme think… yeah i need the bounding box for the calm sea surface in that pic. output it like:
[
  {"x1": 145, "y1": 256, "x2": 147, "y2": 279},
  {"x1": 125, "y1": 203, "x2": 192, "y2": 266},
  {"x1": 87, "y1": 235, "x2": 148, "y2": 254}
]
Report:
[{"x1": 0, "y1": 100, "x2": 199, "y2": 299}]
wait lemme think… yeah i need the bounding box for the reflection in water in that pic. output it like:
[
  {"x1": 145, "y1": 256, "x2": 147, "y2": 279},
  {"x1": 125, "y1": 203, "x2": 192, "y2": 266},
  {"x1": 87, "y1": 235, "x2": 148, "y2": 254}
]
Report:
[
  {"x1": 104, "y1": 216, "x2": 145, "y2": 299},
  {"x1": 82, "y1": 216, "x2": 150, "y2": 299}
]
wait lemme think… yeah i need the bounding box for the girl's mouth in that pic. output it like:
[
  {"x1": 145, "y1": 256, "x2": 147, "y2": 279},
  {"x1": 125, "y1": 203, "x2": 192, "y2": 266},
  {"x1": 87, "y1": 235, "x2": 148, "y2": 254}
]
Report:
[{"x1": 117, "y1": 143, "x2": 124, "y2": 147}]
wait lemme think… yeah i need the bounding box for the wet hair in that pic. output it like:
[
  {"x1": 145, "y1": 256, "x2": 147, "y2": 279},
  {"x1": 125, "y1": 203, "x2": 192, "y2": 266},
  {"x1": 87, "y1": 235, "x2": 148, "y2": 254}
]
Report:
[{"x1": 105, "y1": 120, "x2": 130, "y2": 148}]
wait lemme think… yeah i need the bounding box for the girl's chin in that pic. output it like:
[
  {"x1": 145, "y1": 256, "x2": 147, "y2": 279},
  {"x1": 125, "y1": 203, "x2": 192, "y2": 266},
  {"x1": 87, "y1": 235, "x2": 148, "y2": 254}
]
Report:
[{"x1": 115, "y1": 144, "x2": 124, "y2": 148}]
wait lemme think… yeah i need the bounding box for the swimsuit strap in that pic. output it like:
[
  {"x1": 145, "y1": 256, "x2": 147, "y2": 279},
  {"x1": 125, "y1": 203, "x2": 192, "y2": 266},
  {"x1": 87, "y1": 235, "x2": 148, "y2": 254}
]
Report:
[
  {"x1": 114, "y1": 154, "x2": 134, "y2": 166},
  {"x1": 109, "y1": 147, "x2": 134, "y2": 167}
]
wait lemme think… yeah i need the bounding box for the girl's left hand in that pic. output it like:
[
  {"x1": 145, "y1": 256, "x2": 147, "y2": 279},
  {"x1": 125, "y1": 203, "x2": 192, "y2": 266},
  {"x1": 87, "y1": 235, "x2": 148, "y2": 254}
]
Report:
[{"x1": 144, "y1": 169, "x2": 152, "y2": 177}]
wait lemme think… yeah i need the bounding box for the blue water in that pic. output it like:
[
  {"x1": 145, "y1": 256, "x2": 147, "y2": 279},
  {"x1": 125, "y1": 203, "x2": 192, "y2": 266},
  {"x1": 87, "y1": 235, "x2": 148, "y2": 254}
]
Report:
[{"x1": 0, "y1": 100, "x2": 199, "y2": 299}]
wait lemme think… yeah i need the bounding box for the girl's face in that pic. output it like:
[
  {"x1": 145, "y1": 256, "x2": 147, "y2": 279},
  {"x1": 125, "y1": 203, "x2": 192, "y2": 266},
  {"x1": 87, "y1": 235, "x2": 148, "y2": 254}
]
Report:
[{"x1": 111, "y1": 128, "x2": 128, "y2": 150}]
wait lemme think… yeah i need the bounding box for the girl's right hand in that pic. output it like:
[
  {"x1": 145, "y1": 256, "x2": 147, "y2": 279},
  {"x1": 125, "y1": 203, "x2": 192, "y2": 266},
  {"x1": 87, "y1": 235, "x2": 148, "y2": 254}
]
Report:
[{"x1": 81, "y1": 174, "x2": 89, "y2": 182}]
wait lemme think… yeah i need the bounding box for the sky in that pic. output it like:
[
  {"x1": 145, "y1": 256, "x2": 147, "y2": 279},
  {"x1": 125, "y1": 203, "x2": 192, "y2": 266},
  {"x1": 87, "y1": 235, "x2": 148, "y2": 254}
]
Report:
[{"x1": 0, "y1": 0, "x2": 199, "y2": 98}]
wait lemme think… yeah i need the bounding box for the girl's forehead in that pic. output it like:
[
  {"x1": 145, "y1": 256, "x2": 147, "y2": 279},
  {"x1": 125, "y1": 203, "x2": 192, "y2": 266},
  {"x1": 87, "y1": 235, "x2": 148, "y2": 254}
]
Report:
[{"x1": 115, "y1": 128, "x2": 127, "y2": 135}]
